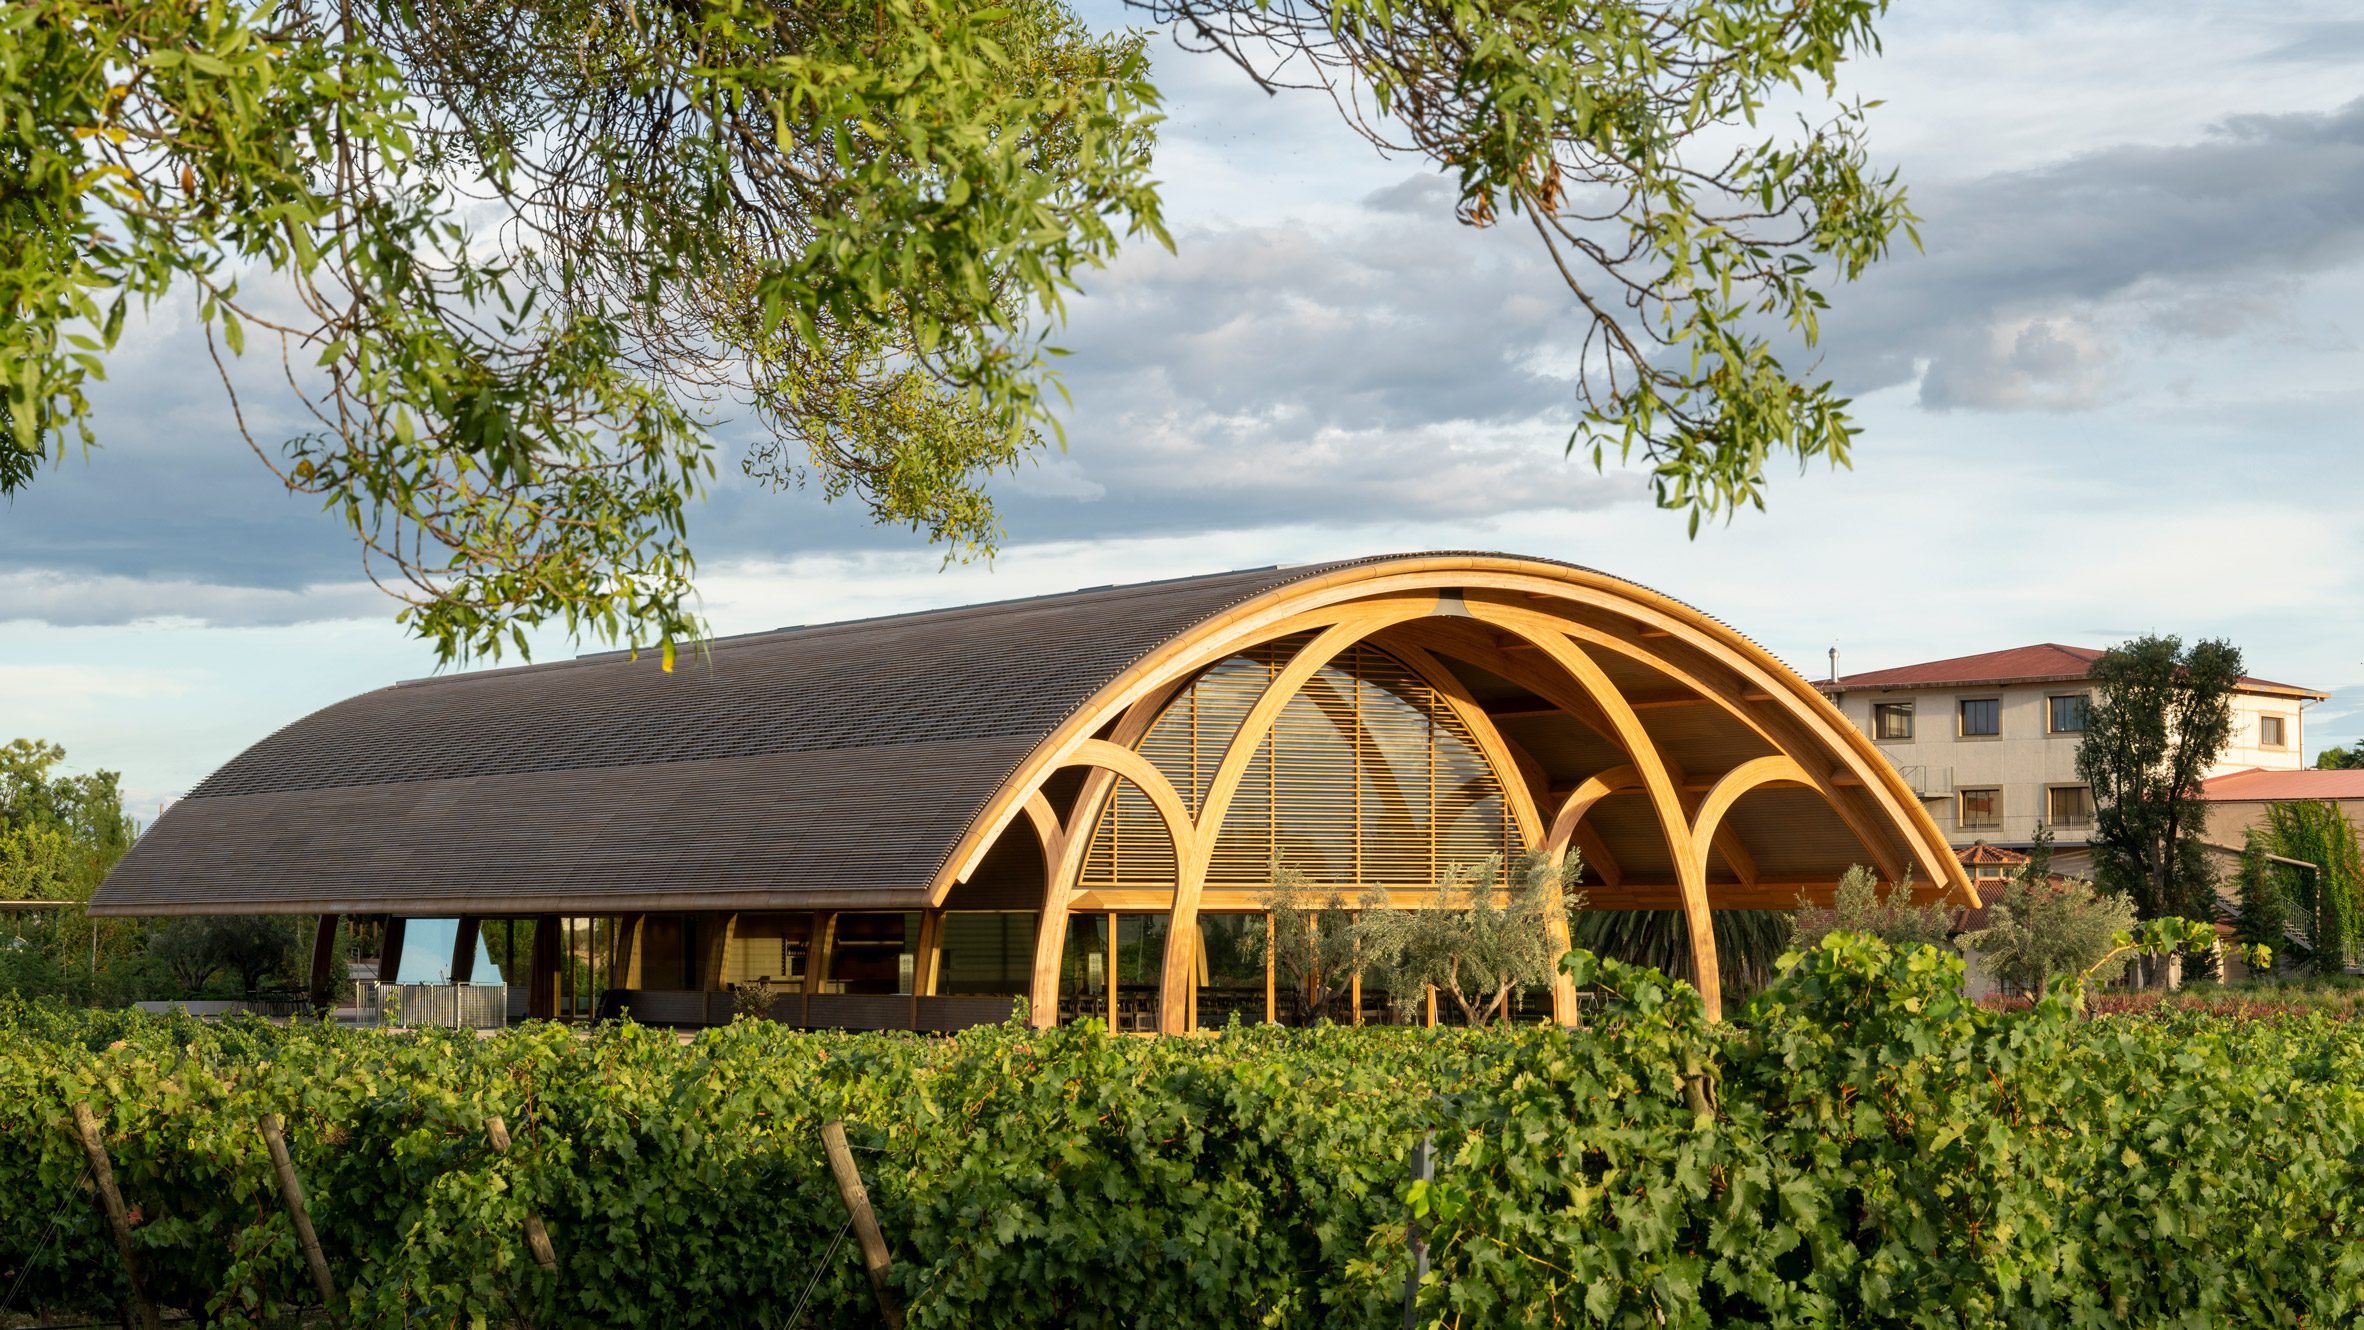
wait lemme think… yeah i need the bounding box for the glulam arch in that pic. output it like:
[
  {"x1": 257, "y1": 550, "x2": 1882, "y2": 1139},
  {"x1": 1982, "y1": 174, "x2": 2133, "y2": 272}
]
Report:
[{"x1": 938, "y1": 555, "x2": 1973, "y2": 1029}]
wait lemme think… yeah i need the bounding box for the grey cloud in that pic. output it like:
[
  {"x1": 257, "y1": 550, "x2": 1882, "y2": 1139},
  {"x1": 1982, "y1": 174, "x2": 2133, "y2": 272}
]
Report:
[
  {"x1": 995, "y1": 191, "x2": 1647, "y2": 537},
  {"x1": 1361, "y1": 175, "x2": 1456, "y2": 214},
  {"x1": 1917, "y1": 313, "x2": 2119, "y2": 411},
  {"x1": 2255, "y1": 21, "x2": 2364, "y2": 64},
  {"x1": 1819, "y1": 97, "x2": 2364, "y2": 410},
  {"x1": 0, "y1": 569, "x2": 389, "y2": 628}
]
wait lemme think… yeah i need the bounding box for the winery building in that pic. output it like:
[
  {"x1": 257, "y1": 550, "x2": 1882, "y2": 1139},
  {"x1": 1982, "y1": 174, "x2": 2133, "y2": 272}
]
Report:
[{"x1": 92, "y1": 553, "x2": 1972, "y2": 1029}]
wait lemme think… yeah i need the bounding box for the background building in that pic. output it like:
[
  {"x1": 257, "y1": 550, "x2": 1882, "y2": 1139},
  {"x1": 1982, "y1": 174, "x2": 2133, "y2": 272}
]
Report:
[
  {"x1": 2200, "y1": 768, "x2": 2364, "y2": 846},
  {"x1": 1822, "y1": 643, "x2": 2324, "y2": 851}
]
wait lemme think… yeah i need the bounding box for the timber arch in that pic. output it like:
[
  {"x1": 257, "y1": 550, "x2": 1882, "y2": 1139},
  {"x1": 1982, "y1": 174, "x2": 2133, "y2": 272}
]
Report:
[
  {"x1": 937, "y1": 555, "x2": 1970, "y2": 1028},
  {"x1": 92, "y1": 552, "x2": 1972, "y2": 1030}
]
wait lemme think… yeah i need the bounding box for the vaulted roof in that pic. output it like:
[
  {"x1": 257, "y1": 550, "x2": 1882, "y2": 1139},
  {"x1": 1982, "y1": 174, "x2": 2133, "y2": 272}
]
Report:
[
  {"x1": 93, "y1": 562, "x2": 1346, "y2": 916},
  {"x1": 92, "y1": 551, "x2": 1973, "y2": 921}
]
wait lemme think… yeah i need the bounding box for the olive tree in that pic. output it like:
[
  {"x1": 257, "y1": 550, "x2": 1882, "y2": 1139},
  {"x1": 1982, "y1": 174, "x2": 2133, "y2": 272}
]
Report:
[
  {"x1": 1789, "y1": 864, "x2": 1955, "y2": 953},
  {"x1": 1251, "y1": 863, "x2": 1361, "y2": 1024},
  {"x1": 1355, "y1": 852, "x2": 1581, "y2": 1027},
  {"x1": 1962, "y1": 875, "x2": 2139, "y2": 1000}
]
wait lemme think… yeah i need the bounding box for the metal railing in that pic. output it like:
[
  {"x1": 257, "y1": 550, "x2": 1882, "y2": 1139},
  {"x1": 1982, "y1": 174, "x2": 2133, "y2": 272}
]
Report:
[
  {"x1": 1894, "y1": 764, "x2": 1954, "y2": 798},
  {"x1": 358, "y1": 981, "x2": 510, "y2": 1029}
]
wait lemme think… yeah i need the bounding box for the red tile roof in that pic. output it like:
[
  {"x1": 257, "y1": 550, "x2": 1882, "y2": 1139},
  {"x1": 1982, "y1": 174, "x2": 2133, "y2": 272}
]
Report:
[
  {"x1": 2201, "y1": 768, "x2": 2364, "y2": 802},
  {"x1": 1825, "y1": 643, "x2": 2324, "y2": 699},
  {"x1": 1957, "y1": 843, "x2": 2031, "y2": 866}
]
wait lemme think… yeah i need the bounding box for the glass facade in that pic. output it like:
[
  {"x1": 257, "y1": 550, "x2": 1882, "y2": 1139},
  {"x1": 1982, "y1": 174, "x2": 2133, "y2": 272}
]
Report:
[
  {"x1": 936, "y1": 912, "x2": 1036, "y2": 995},
  {"x1": 1193, "y1": 912, "x2": 1267, "y2": 1028},
  {"x1": 1055, "y1": 913, "x2": 1166, "y2": 1031},
  {"x1": 826, "y1": 913, "x2": 918, "y2": 995},
  {"x1": 1084, "y1": 639, "x2": 1516, "y2": 890}
]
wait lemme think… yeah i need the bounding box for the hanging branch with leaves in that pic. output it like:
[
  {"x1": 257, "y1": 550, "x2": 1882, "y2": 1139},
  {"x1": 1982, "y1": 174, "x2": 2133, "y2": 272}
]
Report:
[
  {"x1": 1139, "y1": 0, "x2": 1916, "y2": 530},
  {"x1": 5, "y1": 0, "x2": 1164, "y2": 663}
]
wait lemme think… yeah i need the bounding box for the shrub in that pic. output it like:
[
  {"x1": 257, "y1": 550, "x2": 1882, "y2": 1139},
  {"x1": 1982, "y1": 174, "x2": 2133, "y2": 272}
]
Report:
[
  {"x1": 1788, "y1": 863, "x2": 1954, "y2": 952},
  {"x1": 1, "y1": 932, "x2": 2359, "y2": 1330},
  {"x1": 2234, "y1": 830, "x2": 2292, "y2": 951},
  {"x1": 2264, "y1": 799, "x2": 2364, "y2": 973},
  {"x1": 1963, "y1": 874, "x2": 2140, "y2": 998}
]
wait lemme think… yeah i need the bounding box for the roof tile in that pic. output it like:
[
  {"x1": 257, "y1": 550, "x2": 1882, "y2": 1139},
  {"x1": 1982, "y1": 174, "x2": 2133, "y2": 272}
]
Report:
[{"x1": 1829, "y1": 643, "x2": 2322, "y2": 698}]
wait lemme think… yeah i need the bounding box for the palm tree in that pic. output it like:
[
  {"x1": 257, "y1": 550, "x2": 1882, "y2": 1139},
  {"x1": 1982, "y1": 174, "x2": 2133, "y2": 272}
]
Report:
[{"x1": 1571, "y1": 909, "x2": 1792, "y2": 1007}]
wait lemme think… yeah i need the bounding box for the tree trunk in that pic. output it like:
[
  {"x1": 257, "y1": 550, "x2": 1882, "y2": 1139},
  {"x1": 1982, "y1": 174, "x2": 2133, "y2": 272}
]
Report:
[{"x1": 1481, "y1": 984, "x2": 1510, "y2": 1027}]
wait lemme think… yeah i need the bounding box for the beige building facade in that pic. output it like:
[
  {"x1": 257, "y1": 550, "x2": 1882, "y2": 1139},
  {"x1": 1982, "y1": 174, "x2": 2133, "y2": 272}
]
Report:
[{"x1": 1821, "y1": 644, "x2": 2324, "y2": 851}]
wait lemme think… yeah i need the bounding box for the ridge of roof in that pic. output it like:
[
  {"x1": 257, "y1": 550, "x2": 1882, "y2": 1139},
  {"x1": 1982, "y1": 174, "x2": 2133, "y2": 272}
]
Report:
[
  {"x1": 1827, "y1": 642, "x2": 2324, "y2": 698},
  {"x1": 565, "y1": 563, "x2": 1293, "y2": 665}
]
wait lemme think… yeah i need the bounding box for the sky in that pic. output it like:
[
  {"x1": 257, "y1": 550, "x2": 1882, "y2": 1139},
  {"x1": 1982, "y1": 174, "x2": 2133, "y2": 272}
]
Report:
[{"x1": 7, "y1": 0, "x2": 2364, "y2": 819}]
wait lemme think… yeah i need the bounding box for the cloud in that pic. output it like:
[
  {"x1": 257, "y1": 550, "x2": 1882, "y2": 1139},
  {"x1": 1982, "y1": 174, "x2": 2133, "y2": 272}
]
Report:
[
  {"x1": 996, "y1": 191, "x2": 1648, "y2": 538},
  {"x1": 1818, "y1": 97, "x2": 2364, "y2": 410},
  {"x1": 1917, "y1": 313, "x2": 2120, "y2": 411},
  {"x1": 2255, "y1": 20, "x2": 2364, "y2": 64},
  {"x1": 0, "y1": 569, "x2": 387, "y2": 628}
]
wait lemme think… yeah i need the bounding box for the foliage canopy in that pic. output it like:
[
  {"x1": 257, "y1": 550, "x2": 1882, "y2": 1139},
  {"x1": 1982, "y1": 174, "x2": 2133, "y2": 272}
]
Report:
[
  {"x1": 1, "y1": 924, "x2": 2349, "y2": 1329},
  {"x1": 1788, "y1": 862, "x2": 1953, "y2": 953},
  {"x1": 8, "y1": 0, "x2": 1916, "y2": 660},
  {"x1": 2316, "y1": 743, "x2": 2364, "y2": 771},
  {"x1": 2076, "y1": 634, "x2": 2243, "y2": 921}
]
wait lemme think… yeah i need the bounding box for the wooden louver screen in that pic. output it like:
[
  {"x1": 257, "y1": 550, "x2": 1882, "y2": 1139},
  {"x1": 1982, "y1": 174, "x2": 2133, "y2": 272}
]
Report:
[{"x1": 1081, "y1": 637, "x2": 1517, "y2": 889}]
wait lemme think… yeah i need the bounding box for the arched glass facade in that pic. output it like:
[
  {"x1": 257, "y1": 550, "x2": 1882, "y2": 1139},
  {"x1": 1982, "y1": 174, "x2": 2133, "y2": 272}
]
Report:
[{"x1": 1080, "y1": 637, "x2": 1519, "y2": 889}]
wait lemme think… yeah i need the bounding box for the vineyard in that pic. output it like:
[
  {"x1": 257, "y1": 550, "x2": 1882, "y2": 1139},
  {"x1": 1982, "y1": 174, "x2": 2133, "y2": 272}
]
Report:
[{"x1": 4, "y1": 936, "x2": 2361, "y2": 1329}]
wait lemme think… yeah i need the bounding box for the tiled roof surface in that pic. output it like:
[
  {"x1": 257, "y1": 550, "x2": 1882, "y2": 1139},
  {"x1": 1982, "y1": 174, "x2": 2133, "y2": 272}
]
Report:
[
  {"x1": 99, "y1": 551, "x2": 1770, "y2": 917},
  {"x1": 95, "y1": 561, "x2": 1360, "y2": 915},
  {"x1": 1828, "y1": 643, "x2": 2322, "y2": 698},
  {"x1": 2201, "y1": 768, "x2": 2364, "y2": 802}
]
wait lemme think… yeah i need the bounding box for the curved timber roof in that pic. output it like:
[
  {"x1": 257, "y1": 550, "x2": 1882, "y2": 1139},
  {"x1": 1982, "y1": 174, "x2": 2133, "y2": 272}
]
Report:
[{"x1": 92, "y1": 552, "x2": 1973, "y2": 919}]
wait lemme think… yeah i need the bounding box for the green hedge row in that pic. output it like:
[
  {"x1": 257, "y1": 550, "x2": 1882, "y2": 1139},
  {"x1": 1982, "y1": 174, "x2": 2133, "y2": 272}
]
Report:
[{"x1": 3, "y1": 938, "x2": 2361, "y2": 1329}]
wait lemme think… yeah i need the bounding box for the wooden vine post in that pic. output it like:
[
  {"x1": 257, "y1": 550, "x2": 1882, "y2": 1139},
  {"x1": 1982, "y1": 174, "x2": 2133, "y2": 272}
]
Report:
[
  {"x1": 71, "y1": 1102, "x2": 164, "y2": 1330},
  {"x1": 483, "y1": 1114, "x2": 560, "y2": 1271},
  {"x1": 1403, "y1": 1131, "x2": 1434, "y2": 1330},
  {"x1": 820, "y1": 1120, "x2": 905, "y2": 1329},
  {"x1": 258, "y1": 1113, "x2": 341, "y2": 1318}
]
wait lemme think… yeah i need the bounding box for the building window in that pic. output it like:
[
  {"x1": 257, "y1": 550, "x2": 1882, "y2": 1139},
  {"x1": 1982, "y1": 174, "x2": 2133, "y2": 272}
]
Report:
[
  {"x1": 1959, "y1": 787, "x2": 2002, "y2": 831},
  {"x1": 2047, "y1": 785, "x2": 2094, "y2": 828},
  {"x1": 2260, "y1": 715, "x2": 2287, "y2": 748},
  {"x1": 1873, "y1": 701, "x2": 1915, "y2": 741},
  {"x1": 2048, "y1": 694, "x2": 2089, "y2": 734},
  {"x1": 1958, "y1": 698, "x2": 2001, "y2": 737}
]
